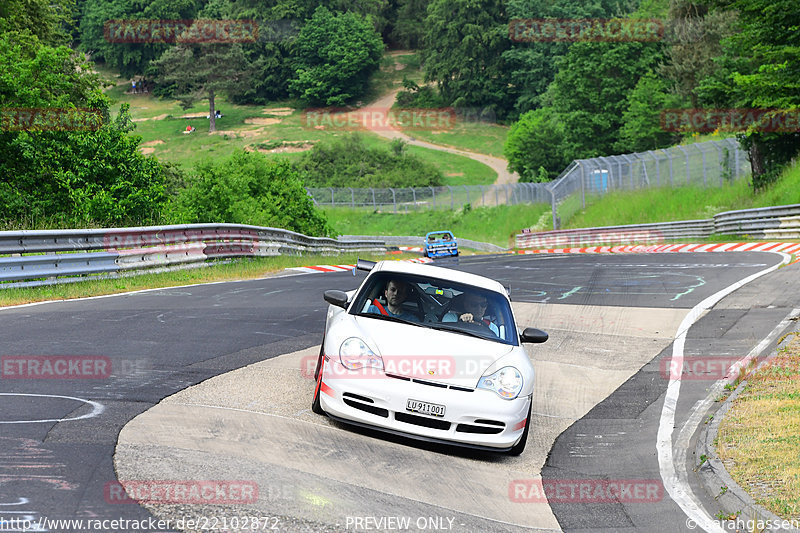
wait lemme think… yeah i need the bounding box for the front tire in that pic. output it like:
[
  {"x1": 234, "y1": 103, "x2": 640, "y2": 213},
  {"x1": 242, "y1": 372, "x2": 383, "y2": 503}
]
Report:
[
  {"x1": 312, "y1": 354, "x2": 326, "y2": 415},
  {"x1": 507, "y1": 402, "x2": 531, "y2": 456}
]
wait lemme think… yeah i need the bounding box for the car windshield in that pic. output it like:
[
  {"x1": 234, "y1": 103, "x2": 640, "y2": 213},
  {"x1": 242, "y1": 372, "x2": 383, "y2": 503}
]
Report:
[
  {"x1": 428, "y1": 232, "x2": 452, "y2": 241},
  {"x1": 350, "y1": 271, "x2": 517, "y2": 344}
]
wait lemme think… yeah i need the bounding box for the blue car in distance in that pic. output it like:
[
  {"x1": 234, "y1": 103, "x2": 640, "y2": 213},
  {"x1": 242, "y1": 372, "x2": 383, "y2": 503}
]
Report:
[{"x1": 424, "y1": 231, "x2": 458, "y2": 258}]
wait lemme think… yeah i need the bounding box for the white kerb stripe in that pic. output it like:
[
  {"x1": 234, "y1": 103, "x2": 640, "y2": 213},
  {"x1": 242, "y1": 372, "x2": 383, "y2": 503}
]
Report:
[{"x1": 657, "y1": 251, "x2": 791, "y2": 532}]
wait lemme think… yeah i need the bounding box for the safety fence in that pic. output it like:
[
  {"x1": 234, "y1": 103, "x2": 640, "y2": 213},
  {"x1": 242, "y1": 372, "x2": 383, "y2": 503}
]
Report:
[
  {"x1": 0, "y1": 224, "x2": 386, "y2": 288},
  {"x1": 305, "y1": 139, "x2": 751, "y2": 228},
  {"x1": 516, "y1": 204, "x2": 800, "y2": 248},
  {"x1": 305, "y1": 183, "x2": 551, "y2": 212},
  {"x1": 546, "y1": 138, "x2": 749, "y2": 228}
]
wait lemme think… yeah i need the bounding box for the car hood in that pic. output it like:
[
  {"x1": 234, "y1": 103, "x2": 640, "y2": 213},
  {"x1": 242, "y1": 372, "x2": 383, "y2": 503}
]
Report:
[{"x1": 349, "y1": 316, "x2": 515, "y2": 387}]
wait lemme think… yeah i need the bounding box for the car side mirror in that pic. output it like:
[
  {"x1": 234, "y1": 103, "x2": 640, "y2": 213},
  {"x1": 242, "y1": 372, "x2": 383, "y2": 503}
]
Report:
[
  {"x1": 520, "y1": 327, "x2": 548, "y2": 344},
  {"x1": 323, "y1": 290, "x2": 349, "y2": 309}
]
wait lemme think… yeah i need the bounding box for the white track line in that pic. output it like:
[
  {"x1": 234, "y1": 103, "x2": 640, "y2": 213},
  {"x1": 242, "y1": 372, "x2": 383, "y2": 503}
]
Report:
[{"x1": 656, "y1": 251, "x2": 792, "y2": 532}]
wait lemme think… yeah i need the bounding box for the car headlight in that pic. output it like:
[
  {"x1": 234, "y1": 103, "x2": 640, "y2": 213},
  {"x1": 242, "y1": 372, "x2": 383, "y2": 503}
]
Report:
[
  {"x1": 339, "y1": 337, "x2": 383, "y2": 371},
  {"x1": 477, "y1": 366, "x2": 523, "y2": 399}
]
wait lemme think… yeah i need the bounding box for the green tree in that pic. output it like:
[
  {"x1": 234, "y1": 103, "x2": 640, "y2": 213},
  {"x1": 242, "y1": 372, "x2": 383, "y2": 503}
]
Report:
[
  {"x1": 217, "y1": 0, "x2": 391, "y2": 104},
  {"x1": 79, "y1": 0, "x2": 205, "y2": 77},
  {"x1": 171, "y1": 151, "x2": 333, "y2": 237},
  {"x1": 1, "y1": 0, "x2": 76, "y2": 46},
  {"x1": 152, "y1": 39, "x2": 253, "y2": 132},
  {"x1": 545, "y1": 38, "x2": 664, "y2": 158},
  {"x1": 503, "y1": 107, "x2": 570, "y2": 182},
  {"x1": 421, "y1": 0, "x2": 511, "y2": 117},
  {"x1": 289, "y1": 6, "x2": 384, "y2": 106},
  {"x1": 391, "y1": 0, "x2": 430, "y2": 48},
  {"x1": 702, "y1": 0, "x2": 800, "y2": 189},
  {"x1": 0, "y1": 30, "x2": 171, "y2": 228},
  {"x1": 502, "y1": 0, "x2": 631, "y2": 116},
  {"x1": 616, "y1": 72, "x2": 683, "y2": 153},
  {"x1": 658, "y1": 0, "x2": 737, "y2": 108}
]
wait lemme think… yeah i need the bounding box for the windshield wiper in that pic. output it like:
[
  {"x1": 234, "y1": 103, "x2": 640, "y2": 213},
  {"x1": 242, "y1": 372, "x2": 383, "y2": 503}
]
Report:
[
  {"x1": 425, "y1": 323, "x2": 489, "y2": 340},
  {"x1": 355, "y1": 312, "x2": 419, "y2": 326}
]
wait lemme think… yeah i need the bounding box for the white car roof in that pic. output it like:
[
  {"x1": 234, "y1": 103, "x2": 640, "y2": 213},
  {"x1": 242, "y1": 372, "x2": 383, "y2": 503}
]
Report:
[{"x1": 370, "y1": 260, "x2": 508, "y2": 296}]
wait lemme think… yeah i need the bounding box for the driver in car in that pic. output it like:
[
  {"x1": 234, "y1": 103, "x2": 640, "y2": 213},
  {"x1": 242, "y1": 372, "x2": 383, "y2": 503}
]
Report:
[
  {"x1": 367, "y1": 279, "x2": 418, "y2": 321},
  {"x1": 443, "y1": 292, "x2": 499, "y2": 336}
]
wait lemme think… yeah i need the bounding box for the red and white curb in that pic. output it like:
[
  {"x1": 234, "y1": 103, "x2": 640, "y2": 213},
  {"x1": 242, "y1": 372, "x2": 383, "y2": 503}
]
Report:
[
  {"x1": 289, "y1": 242, "x2": 800, "y2": 273},
  {"x1": 290, "y1": 257, "x2": 433, "y2": 274},
  {"x1": 516, "y1": 241, "x2": 800, "y2": 264}
]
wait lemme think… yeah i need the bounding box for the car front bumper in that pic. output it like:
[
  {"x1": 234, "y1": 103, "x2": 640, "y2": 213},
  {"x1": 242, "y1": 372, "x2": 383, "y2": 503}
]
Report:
[
  {"x1": 318, "y1": 359, "x2": 530, "y2": 450},
  {"x1": 424, "y1": 245, "x2": 458, "y2": 257}
]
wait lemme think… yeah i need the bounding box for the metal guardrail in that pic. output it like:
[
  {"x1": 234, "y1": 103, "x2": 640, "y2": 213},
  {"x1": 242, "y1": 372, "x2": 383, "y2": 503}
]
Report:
[
  {"x1": 339, "y1": 235, "x2": 508, "y2": 253},
  {"x1": 516, "y1": 204, "x2": 800, "y2": 248},
  {"x1": 0, "y1": 224, "x2": 387, "y2": 288},
  {"x1": 516, "y1": 220, "x2": 715, "y2": 248},
  {"x1": 714, "y1": 204, "x2": 800, "y2": 239}
]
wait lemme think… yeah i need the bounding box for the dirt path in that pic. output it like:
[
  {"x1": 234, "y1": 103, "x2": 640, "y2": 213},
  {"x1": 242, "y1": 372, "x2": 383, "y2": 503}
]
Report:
[{"x1": 362, "y1": 57, "x2": 520, "y2": 205}]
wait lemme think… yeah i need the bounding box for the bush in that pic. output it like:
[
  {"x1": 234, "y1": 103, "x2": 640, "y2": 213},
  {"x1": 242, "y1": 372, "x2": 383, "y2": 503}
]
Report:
[
  {"x1": 170, "y1": 150, "x2": 333, "y2": 237},
  {"x1": 295, "y1": 134, "x2": 443, "y2": 188},
  {"x1": 289, "y1": 7, "x2": 384, "y2": 106},
  {"x1": 504, "y1": 107, "x2": 571, "y2": 182},
  {"x1": 395, "y1": 79, "x2": 446, "y2": 108}
]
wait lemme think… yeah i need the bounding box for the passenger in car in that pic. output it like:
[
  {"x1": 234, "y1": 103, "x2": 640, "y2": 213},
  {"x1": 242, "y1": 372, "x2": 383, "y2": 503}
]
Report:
[
  {"x1": 443, "y1": 293, "x2": 499, "y2": 336},
  {"x1": 366, "y1": 279, "x2": 418, "y2": 321}
]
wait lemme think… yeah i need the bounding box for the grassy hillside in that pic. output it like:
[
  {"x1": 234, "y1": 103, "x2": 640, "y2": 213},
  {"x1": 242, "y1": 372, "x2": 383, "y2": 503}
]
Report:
[
  {"x1": 323, "y1": 203, "x2": 551, "y2": 247},
  {"x1": 98, "y1": 57, "x2": 497, "y2": 185},
  {"x1": 563, "y1": 162, "x2": 800, "y2": 230},
  {"x1": 320, "y1": 160, "x2": 800, "y2": 247}
]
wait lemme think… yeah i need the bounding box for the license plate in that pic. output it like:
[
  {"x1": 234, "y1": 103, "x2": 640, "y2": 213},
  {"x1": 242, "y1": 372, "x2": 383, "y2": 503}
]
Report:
[{"x1": 406, "y1": 399, "x2": 446, "y2": 417}]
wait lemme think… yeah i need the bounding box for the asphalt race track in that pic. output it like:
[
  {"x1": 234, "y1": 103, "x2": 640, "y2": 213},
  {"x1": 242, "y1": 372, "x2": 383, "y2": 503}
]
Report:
[{"x1": 1, "y1": 251, "x2": 798, "y2": 533}]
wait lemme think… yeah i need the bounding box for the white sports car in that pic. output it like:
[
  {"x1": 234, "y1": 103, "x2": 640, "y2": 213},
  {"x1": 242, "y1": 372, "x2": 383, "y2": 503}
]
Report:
[{"x1": 311, "y1": 259, "x2": 548, "y2": 455}]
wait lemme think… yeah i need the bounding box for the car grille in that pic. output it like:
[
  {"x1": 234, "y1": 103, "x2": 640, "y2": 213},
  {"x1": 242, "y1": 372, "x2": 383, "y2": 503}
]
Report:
[
  {"x1": 385, "y1": 373, "x2": 474, "y2": 392},
  {"x1": 455, "y1": 419, "x2": 505, "y2": 434},
  {"x1": 394, "y1": 412, "x2": 451, "y2": 431},
  {"x1": 342, "y1": 392, "x2": 389, "y2": 418}
]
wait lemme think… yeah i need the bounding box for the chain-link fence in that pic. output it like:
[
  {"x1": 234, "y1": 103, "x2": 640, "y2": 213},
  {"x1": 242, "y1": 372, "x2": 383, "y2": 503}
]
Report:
[
  {"x1": 306, "y1": 138, "x2": 751, "y2": 228},
  {"x1": 305, "y1": 183, "x2": 552, "y2": 212},
  {"x1": 548, "y1": 138, "x2": 749, "y2": 228}
]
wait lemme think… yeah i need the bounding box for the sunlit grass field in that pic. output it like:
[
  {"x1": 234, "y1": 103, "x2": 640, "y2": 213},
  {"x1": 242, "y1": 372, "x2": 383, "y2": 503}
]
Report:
[
  {"x1": 717, "y1": 334, "x2": 800, "y2": 520},
  {"x1": 561, "y1": 162, "x2": 800, "y2": 230},
  {"x1": 96, "y1": 56, "x2": 498, "y2": 184},
  {"x1": 322, "y1": 203, "x2": 552, "y2": 247}
]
